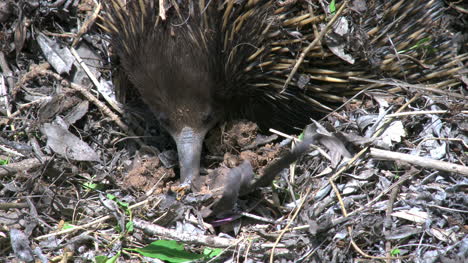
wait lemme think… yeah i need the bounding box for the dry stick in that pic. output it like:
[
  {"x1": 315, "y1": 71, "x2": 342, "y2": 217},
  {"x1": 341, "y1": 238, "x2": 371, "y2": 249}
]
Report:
[
  {"x1": 370, "y1": 148, "x2": 468, "y2": 176},
  {"x1": 385, "y1": 110, "x2": 468, "y2": 118},
  {"x1": 13, "y1": 63, "x2": 51, "y2": 96},
  {"x1": 35, "y1": 198, "x2": 152, "y2": 241},
  {"x1": 0, "y1": 202, "x2": 29, "y2": 210},
  {"x1": 241, "y1": 239, "x2": 254, "y2": 263},
  {"x1": 0, "y1": 144, "x2": 24, "y2": 157},
  {"x1": 385, "y1": 187, "x2": 399, "y2": 263},
  {"x1": 269, "y1": 128, "x2": 297, "y2": 142},
  {"x1": 0, "y1": 51, "x2": 15, "y2": 96},
  {"x1": 70, "y1": 47, "x2": 124, "y2": 115},
  {"x1": 0, "y1": 51, "x2": 14, "y2": 131},
  {"x1": 13, "y1": 63, "x2": 144, "y2": 147},
  {"x1": 159, "y1": 0, "x2": 167, "y2": 20},
  {"x1": 0, "y1": 157, "x2": 52, "y2": 177},
  {"x1": 269, "y1": 128, "x2": 332, "y2": 161},
  {"x1": 71, "y1": 2, "x2": 101, "y2": 47},
  {"x1": 135, "y1": 219, "x2": 289, "y2": 252},
  {"x1": 43, "y1": 70, "x2": 147, "y2": 147},
  {"x1": 47, "y1": 70, "x2": 128, "y2": 131},
  {"x1": 349, "y1": 76, "x2": 468, "y2": 100},
  {"x1": 426, "y1": 204, "x2": 468, "y2": 214},
  {"x1": 347, "y1": 171, "x2": 414, "y2": 218},
  {"x1": 8, "y1": 97, "x2": 52, "y2": 119},
  {"x1": 269, "y1": 186, "x2": 314, "y2": 263},
  {"x1": 70, "y1": 45, "x2": 150, "y2": 145},
  {"x1": 36, "y1": 197, "x2": 283, "y2": 253},
  {"x1": 328, "y1": 94, "x2": 421, "y2": 260},
  {"x1": 449, "y1": 2, "x2": 468, "y2": 14},
  {"x1": 384, "y1": 168, "x2": 418, "y2": 262},
  {"x1": 134, "y1": 218, "x2": 240, "y2": 248},
  {"x1": 281, "y1": 0, "x2": 349, "y2": 93}
]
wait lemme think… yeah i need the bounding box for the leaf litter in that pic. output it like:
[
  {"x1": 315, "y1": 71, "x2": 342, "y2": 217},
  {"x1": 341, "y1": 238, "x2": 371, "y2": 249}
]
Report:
[{"x1": 0, "y1": 1, "x2": 467, "y2": 262}]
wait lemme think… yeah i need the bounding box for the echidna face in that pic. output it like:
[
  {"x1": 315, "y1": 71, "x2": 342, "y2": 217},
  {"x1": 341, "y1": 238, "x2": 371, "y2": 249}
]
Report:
[
  {"x1": 105, "y1": 0, "x2": 223, "y2": 190},
  {"x1": 126, "y1": 40, "x2": 221, "y2": 190}
]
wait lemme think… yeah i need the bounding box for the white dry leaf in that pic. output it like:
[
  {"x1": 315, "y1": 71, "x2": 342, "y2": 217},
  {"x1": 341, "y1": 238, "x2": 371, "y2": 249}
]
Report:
[
  {"x1": 328, "y1": 44, "x2": 355, "y2": 65},
  {"x1": 385, "y1": 225, "x2": 422, "y2": 240},
  {"x1": 314, "y1": 183, "x2": 332, "y2": 201},
  {"x1": 99, "y1": 79, "x2": 117, "y2": 102},
  {"x1": 381, "y1": 121, "x2": 406, "y2": 145},
  {"x1": 391, "y1": 209, "x2": 429, "y2": 224},
  {"x1": 72, "y1": 43, "x2": 103, "y2": 86},
  {"x1": 324, "y1": 17, "x2": 355, "y2": 64},
  {"x1": 371, "y1": 200, "x2": 389, "y2": 211},
  {"x1": 332, "y1": 17, "x2": 349, "y2": 36},
  {"x1": 429, "y1": 141, "x2": 447, "y2": 159},
  {"x1": 41, "y1": 123, "x2": 100, "y2": 162},
  {"x1": 333, "y1": 229, "x2": 348, "y2": 240},
  {"x1": 342, "y1": 179, "x2": 367, "y2": 195},
  {"x1": 37, "y1": 33, "x2": 74, "y2": 74},
  {"x1": 373, "y1": 96, "x2": 390, "y2": 108},
  {"x1": 429, "y1": 227, "x2": 457, "y2": 243}
]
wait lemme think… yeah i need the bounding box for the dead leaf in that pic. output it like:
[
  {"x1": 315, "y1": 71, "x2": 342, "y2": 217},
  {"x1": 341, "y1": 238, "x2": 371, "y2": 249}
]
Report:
[
  {"x1": 391, "y1": 209, "x2": 429, "y2": 224},
  {"x1": 41, "y1": 123, "x2": 100, "y2": 162}
]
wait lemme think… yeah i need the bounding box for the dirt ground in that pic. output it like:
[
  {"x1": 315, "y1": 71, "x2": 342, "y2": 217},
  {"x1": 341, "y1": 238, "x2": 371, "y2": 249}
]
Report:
[{"x1": 0, "y1": 1, "x2": 467, "y2": 262}]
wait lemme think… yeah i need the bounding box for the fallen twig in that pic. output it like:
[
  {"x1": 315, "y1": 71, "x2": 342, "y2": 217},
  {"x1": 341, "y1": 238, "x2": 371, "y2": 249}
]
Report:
[
  {"x1": 0, "y1": 157, "x2": 51, "y2": 177},
  {"x1": 370, "y1": 148, "x2": 468, "y2": 176}
]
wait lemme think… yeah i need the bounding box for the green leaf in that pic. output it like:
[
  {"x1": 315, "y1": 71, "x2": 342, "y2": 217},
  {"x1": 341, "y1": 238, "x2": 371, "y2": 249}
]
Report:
[
  {"x1": 126, "y1": 221, "x2": 134, "y2": 232},
  {"x1": 398, "y1": 37, "x2": 433, "y2": 54},
  {"x1": 390, "y1": 248, "x2": 401, "y2": 256},
  {"x1": 94, "y1": 251, "x2": 120, "y2": 263},
  {"x1": 83, "y1": 182, "x2": 97, "y2": 190},
  {"x1": 329, "y1": 0, "x2": 336, "y2": 13},
  {"x1": 94, "y1": 256, "x2": 108, "y2": 263},
  {"x1": 106, "y1": 254, "x2": 120, "y2": 263},
  {"x1": 298, "y1": 132, "x2": 304, "y2": 140},
  {"x1": 83, "y1": 182, "x2": 107, "y2": 191},
  {"x1": 62, "y1": 222, "x2": 76, "y2": 230},
  {"x1": 106, "y1": 194, "x2": 129, "y2": 209},
  {"x1": 203, "y1": 247, "x2": 223, "y2": 258},
  {"x1": 0, "y1": 158, "x2": 9, "y2": 165},
  {"x1": 127, "y1": 240, "x2": 204, "y2": 263}
]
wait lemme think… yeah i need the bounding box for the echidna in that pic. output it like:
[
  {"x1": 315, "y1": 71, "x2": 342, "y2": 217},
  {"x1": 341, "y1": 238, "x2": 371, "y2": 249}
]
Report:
[{"x1": 101, "y1": 0, "x2": 466, "y2": 190}]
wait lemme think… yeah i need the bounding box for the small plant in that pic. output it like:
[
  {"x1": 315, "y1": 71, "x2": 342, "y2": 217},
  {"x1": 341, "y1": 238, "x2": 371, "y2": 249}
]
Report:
[
  {"x1": 0, "y1": 157, "x2": 10, "y2": 165},
  {"x1": 390, "y1": 248, "x2": 401, "y2": 257},
  {"x1": 329, "y1": 0, "x2": 336, "y2": 14},
  {"x1": 398, "y1": 38, "x2": 435, "y2": 54}
]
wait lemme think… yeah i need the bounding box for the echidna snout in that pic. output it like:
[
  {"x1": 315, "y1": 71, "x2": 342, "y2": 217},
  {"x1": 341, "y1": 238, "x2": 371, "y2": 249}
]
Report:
[{"x1": 158, "y1": 102, "x2": 220, "y2": 191}]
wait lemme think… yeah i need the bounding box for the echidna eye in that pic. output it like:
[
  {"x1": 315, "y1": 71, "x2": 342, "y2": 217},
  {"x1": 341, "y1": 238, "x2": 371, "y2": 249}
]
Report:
[
  {"x1": 156, "y1": 112, "x2": 170, "y2": 127},
  {"x1": 201, "y1": 112, "x2": 214, "y2": 124}
]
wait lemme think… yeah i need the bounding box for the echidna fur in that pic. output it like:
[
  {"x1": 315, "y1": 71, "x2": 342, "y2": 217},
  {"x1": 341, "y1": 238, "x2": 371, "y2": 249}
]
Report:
[{"x1": 102, "y1": 0, "x2": 466, "y2": 190}]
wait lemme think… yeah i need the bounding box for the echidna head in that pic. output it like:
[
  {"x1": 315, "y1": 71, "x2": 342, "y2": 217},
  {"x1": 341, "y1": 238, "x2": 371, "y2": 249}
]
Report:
[
  {"x1": 105, "y1": 0, "x2": 224, "y2": 190},
  {"x1": 123, "y1": 32, "x2": 222, "y2": 191}
]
